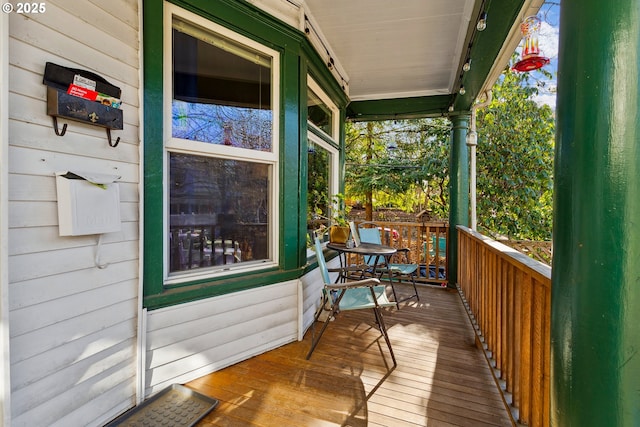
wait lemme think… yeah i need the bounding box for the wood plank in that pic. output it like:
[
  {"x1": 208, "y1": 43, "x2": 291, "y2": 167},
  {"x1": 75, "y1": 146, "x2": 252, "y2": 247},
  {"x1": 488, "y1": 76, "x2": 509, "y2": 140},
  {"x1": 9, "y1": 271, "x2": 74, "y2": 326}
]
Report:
[
  {"x1": 7, "y1": 173, "x2": 56, "y2": 202},
  {"x1": 12, "y1": 357, "x2": 135, "y2": 424},
  {"x1": 10, "y1": 279, "x2": 136, "y2": 336},
  {"x1": 147, "y1": 307, "x2": 297, "y2": 369},
  {"x1": 8, "y1": 94, "x2": 140, "y2": 149},
  {"x1": 8, "y1": 104, "x2": 140, "y2": 155},
  {"x1": 186, "y1": 286, "x2": 512, "y2": 426},
  {"x1": 8, "y1": 221, "x2": 138, "y2": 256},
  {"x1": 8, "y1": 38, "x2": 140, "y2": 109},
  {"x1": 8, "y1": 144, "x2": 139, "y2": 183},
  {"x1": 9, "y1": 10, "x2": 139, "y2": 85},
  {"x1": 8, "y1": 240, "x2": 138, "y2": 282},
  {"x1": 147, "y1": 281, "x2": 298, "y2": 332},
  {"x1": 11, "y1": 321, "x2": 135, "y2": 389},
  {"x1": 54, "y1": 0, "x2": 139, "y2": 46},
  {"x1": 20, "y1": 1, "x2": 138, "y2": 67},
  {"x1": 11, "y1": 340, "x2": 135, "y2": 415},
  {"x1": 10, "y1": 299, "x2": 137, "y2": 362},
  {"x1": 9, "y1": 259, "x2": 138, "y2": 309}
]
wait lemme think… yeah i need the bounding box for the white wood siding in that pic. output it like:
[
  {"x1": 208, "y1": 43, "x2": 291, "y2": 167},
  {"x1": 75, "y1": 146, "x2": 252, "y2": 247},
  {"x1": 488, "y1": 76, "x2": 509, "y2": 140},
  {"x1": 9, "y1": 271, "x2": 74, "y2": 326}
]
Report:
[
  {"x1": 300, "y1": 256, "x2": 340, "y2": 334},
  {"x1": 2, "y1": 10, "x2": 12, "y2": 427},
  {"x1": 145, "y1": 280, "x2": 300, "y2": 395},
  {"x1": 7, "y1": 1, "x2": 140, "y2": 426}
]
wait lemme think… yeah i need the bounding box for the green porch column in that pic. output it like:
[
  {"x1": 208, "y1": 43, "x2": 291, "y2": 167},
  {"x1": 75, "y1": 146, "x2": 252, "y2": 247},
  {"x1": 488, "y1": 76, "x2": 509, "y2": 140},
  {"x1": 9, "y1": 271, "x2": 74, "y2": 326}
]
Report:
[
  {"x1": 448, "y1": 114, "x2": 470, "y2": 288},
  {"x1": 552, "y1": 0, "x2": 640, "y2": 425}
]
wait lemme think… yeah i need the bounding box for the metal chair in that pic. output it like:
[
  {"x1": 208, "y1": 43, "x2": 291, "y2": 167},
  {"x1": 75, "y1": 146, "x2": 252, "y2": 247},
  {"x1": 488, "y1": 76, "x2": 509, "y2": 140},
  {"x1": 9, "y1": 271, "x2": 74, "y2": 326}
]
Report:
[
  {"x1": 306, "y1": 237, "x2": 396, "y2": 366},
  {"x1": 356, "y1": 222, "x2": 420, "y2": 306}
]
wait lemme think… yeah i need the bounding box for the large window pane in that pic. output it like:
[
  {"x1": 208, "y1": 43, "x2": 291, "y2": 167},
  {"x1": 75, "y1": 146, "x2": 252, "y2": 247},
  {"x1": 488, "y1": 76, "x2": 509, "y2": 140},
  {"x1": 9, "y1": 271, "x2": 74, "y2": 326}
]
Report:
[
  {"x1": 169, "y1": 153, "x2": 270, "y2": 274},
  {"x1": 307, "y1": 142, "x2": 331, "y2": 237},
  {"x1": 307, "y1": 88, "x2": 333, "y2": 137},
  {"x1": 172, "y1": 17, "x2": 272, "y2": 151}
]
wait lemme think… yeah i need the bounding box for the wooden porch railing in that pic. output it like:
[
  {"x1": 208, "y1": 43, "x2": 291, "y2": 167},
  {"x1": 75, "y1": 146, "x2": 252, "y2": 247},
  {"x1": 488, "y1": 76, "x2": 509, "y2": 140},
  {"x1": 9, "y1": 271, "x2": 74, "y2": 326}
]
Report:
[
  {"x1": 350, "y1": 221, "x2": 449, "y2": 286},
  {"x1": 457, "y1": 226, "x2": 552, "y2": 427}
]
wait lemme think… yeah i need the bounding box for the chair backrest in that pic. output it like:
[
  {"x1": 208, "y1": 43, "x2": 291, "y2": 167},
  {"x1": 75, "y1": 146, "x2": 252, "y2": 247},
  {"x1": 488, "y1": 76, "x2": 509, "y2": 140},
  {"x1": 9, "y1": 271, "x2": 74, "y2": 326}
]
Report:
[
  {"x1": 357, "y1": 223, "x2": 383, "y2": 265},
  {"x1": 358, "y1": 226, "x2": 382, "y2": 245},
  {"x1": 313, "y1": 237, "x2": 332, "y2": 285}
]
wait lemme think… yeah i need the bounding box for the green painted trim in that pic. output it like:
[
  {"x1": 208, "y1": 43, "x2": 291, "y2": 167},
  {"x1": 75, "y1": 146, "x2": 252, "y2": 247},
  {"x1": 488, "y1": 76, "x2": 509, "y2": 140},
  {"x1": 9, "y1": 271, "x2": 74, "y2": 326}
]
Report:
[
  {"x1": 347, "y1": 95, "x2": 452, "y2": 121},
  {"x1": 447, "y1": 114, "x2": 470, "y2": 288},
  {"x1": 308, "y1": 125, "x2": 339, "y2": 150},
  {"x1": 453, "y1": 0, "x2": 525, "y2": 111},
  {"x1": 301, "y1": 44, "x2": 349, "y2": 109},
  {"x1": 299, "y1": 61, "x2": 311, "y2": 262},
  {"x1": 170, "y1": 0, "x2": 300, "y2": 54},
  {"x1": 142, "y1": 0, "x2": 165, "y2": 298},
  {"x1": 280, "y1": 51, "x2": 302, "y2": 271},
  {"x1": 338, "y1": 108, "x2": 347, "y2": 193},
  {"x1": 551, "y1": 0, "x2": 640, "y2": 424},
  {"x1": 142, "y1": 0, "x2": 348, "y2": 309}
]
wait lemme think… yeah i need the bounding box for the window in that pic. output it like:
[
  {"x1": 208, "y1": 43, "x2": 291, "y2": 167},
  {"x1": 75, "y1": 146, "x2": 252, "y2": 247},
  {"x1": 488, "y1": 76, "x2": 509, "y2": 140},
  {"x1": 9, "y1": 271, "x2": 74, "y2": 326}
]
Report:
[
  {"x1": 308, "y1": 88, "x2": 333, "y2": 137},
  {"x1": 307, "y1": 137, "x2": 332, "y2": 231},
  {"x1": 164, "y1": 5, "x2": 279, "y2": 283},
  {"x1": 306, "y1": 78, "x2": 338, "y2": 246}
]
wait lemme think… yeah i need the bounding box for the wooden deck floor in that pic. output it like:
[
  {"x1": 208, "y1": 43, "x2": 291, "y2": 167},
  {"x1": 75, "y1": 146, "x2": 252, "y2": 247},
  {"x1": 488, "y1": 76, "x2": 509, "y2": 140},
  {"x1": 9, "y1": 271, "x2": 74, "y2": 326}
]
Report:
[{"x1": 187, "y1": 285, "x2": 512, "y2": 427}]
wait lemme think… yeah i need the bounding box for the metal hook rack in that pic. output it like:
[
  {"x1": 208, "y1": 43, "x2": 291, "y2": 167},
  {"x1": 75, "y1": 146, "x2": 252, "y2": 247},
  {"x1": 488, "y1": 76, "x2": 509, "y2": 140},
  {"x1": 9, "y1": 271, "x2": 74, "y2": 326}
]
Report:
[{"x1": 47, "y1": 87, "x2": 123, "y2": 147}]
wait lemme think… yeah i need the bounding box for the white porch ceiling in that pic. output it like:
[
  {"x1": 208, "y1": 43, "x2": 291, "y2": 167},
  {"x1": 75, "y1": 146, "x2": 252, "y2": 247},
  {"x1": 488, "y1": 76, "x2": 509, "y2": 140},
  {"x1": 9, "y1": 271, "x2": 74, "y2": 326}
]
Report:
[{"x1": 303, "y1": 0, "x2": 476, "y2": 102}]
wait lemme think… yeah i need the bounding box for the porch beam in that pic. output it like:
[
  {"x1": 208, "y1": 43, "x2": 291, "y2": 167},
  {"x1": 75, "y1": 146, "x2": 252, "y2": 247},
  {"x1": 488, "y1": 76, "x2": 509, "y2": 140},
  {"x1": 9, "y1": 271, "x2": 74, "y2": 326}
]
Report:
[
  {"x1": 552, "y1": 0, "x2": 640, "y2": 424},
  {"x1": 447, "y1": 113, "x2": 470, "y2": 288},
  {"x1": 346, "y1": 95, "x2": 451, "y2": 121}
]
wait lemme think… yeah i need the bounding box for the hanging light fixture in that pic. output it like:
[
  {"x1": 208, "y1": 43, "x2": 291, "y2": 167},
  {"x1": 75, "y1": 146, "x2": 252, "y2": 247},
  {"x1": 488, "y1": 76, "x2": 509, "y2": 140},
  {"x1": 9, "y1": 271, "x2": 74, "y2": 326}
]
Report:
[
  {"x1": 476, "y1": 12, "x2": 487, "y2": 31},
  {"x1": 463, "y1": 58, "x2": 472, "y2": 72},
  {"x1": 459, "y1": 85, "x2": 466, "y2": 95},
  {"x1": 513, "y1": 15, "x2": 550, "y2": 72}
]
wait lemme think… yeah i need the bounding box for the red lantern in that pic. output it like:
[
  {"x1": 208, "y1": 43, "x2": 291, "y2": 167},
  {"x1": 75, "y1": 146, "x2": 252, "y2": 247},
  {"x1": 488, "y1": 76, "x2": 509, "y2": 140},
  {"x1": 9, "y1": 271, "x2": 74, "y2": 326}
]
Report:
[{"x1": 513, "y1": 16, "x2": 550, "y2": 72}]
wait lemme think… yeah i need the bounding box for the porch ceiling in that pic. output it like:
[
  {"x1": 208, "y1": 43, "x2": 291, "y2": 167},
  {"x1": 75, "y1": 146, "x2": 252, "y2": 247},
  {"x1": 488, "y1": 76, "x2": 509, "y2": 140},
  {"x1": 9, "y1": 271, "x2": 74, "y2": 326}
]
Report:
[{"x1": 302, "y1": 0, "x2": 544, "y2": 120}]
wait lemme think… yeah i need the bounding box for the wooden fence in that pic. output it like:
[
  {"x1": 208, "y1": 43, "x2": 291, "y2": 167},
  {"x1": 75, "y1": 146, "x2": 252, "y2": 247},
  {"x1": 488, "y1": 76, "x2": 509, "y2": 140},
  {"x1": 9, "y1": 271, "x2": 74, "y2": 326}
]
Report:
[
  {"x1": 350, "y1": 221, "x2": 449, "y2": 286},
  {"x1": 457, "y1": 226, "x2": 552, "y2": 426}
]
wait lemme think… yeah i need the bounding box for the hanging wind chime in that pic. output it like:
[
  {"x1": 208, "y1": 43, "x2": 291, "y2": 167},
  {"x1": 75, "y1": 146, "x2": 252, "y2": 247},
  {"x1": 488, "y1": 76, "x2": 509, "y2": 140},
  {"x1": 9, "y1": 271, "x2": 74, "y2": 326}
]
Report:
[{"x1": 513, "y1": 15, "x2": 550, "y2": 72}]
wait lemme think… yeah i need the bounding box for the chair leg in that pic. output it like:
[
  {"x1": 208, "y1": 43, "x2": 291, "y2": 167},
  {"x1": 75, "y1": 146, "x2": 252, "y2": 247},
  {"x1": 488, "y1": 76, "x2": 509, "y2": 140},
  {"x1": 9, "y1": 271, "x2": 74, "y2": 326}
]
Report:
[
  {"x1": 306, "y1": 313, "x2": 334, "y2": 360},
  {"x1": 410, "y1": 273, "x2": 420, "y2": 301},
  {"x1": 306, "y1": 290, "x2": 345, "y2": 360},
  {"x1": 391, "y1": 272, "x2": 420, "y2": 305},
  {"x1": 385, "y1": 270, "x2": 401, "y2": 310},
  {"x1": 373, "y1": 307, "x2": 396, "y2": 366}
]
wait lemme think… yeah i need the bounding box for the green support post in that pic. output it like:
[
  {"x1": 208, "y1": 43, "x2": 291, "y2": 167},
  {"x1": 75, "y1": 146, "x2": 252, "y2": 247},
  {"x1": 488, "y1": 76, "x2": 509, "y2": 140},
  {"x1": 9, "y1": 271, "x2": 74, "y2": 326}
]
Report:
[
  {"x1": 448, "y1": 114, "x2": 470, "y2": 288},
  {"x1": 552, "y1": 0, "x2": 640, "y2": 425}
]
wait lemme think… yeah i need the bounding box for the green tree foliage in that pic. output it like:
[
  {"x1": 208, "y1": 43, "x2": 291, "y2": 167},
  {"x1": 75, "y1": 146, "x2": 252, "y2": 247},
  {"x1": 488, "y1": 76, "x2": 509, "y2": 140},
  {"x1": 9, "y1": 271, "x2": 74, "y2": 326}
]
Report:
[
  {"x1": 476, "y1": 67, "x2": 555, "y2": 240},
  {"x1": 345, "y1": 118, "x2": 452, "y2": 219},
  {"x1": 344, "y1": 66, "x2": 555, "y2": 240}
]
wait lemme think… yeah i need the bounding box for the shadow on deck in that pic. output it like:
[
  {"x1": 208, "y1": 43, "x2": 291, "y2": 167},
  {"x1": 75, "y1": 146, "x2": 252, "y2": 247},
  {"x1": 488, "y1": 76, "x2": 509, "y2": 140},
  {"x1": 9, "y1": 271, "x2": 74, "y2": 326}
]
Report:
[{"x1": 188, "y1": 284, "x2": 512, "y2": 426}]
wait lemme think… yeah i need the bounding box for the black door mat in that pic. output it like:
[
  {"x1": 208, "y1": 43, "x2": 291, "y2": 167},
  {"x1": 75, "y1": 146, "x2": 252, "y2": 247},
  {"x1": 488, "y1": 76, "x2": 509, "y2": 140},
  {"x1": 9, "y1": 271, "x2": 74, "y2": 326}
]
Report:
[{"x1": 104, "y1": 384, "x2": 219, "y2": 427}]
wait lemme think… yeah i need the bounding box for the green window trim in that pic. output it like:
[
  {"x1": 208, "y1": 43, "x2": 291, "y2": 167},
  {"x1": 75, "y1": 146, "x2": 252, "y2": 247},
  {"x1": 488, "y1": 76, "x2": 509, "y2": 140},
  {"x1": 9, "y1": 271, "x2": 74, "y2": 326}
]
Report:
[{"x1": 143, "y1": 0, "x2": 347, "y2": 310}]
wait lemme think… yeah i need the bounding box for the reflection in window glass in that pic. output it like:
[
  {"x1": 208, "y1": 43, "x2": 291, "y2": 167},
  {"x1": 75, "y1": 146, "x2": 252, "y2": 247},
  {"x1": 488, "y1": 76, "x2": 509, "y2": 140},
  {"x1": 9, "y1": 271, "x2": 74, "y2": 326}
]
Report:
[
  {"x1": 307, "y1": 142, "x2": 331, "y2": 238},
  {"x1": 169, "y1": 153, "x2": 270, "y2": 274},
  {"x1": 307, "y1": 89, "x2": 333, "y2": 137},
  {"x1": 172, "y1": 18, "x2": 272, "y2": 151}
]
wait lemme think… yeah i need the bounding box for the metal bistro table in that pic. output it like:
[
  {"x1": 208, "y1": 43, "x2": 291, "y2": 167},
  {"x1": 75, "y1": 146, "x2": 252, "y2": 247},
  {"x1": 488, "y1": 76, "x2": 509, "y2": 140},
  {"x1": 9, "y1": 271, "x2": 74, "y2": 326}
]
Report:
[{"x1": 327, "y1": 242, "x2": 401, "y2": 309}]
